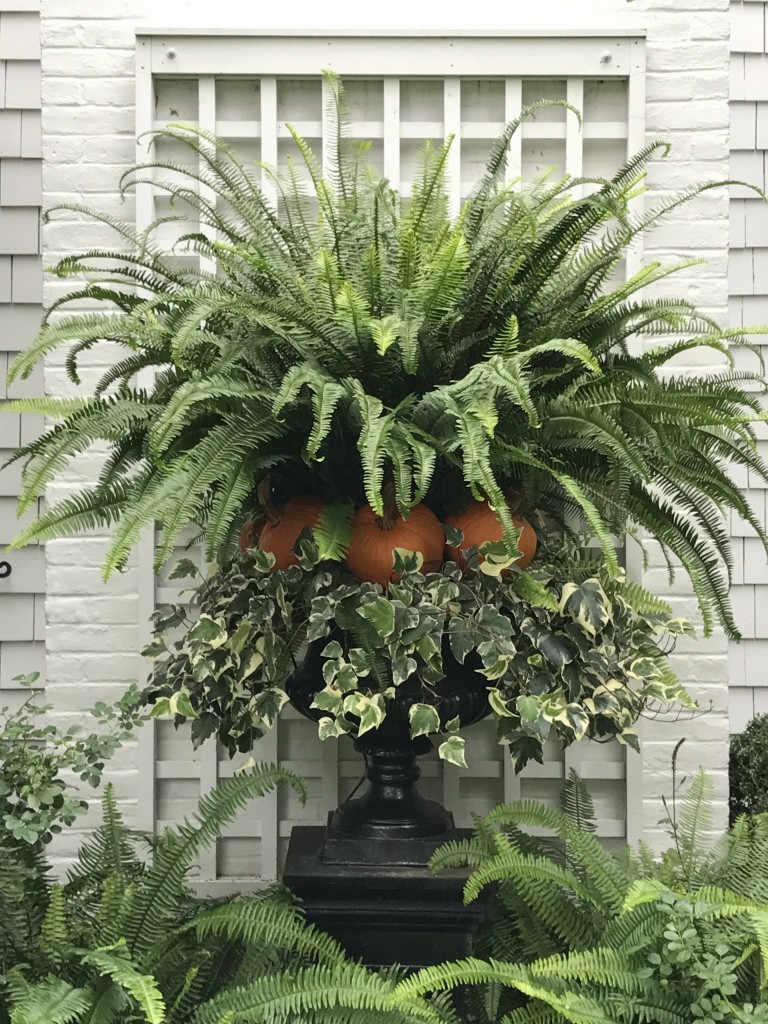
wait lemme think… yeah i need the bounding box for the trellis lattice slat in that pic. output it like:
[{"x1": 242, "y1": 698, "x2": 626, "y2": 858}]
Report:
[{"x1": 134, "y1": 30, "x2": 646, "y2": 887}]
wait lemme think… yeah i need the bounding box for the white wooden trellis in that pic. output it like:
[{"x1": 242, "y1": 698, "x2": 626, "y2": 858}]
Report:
[{"x1": 134, "y1": 29, "x2": 647, "y2": 890}]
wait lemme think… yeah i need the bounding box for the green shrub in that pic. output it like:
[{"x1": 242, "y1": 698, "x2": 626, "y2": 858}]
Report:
[
  {"x1": 0, "y1": 675, "x2": 143, "y2": 850},
  {"x1": 730, "y1": 713, "x2": 768, "y2": 822}
]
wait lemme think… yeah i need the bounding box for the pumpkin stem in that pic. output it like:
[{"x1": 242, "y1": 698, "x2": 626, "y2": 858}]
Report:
[
  {"x1": 505, "y1": 488, "x2": 523, "y2": 515},
  {"x1": 258, "y1": 477, "x2": 281, "y2": 526},
  {"x1": 380, "y1": 478, "x2": 399, "y2": 532}
]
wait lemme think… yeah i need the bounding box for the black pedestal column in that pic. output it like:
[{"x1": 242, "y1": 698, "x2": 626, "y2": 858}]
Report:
[{"x1": 282, "y1": 649, "x2": 490, "y2": 968}]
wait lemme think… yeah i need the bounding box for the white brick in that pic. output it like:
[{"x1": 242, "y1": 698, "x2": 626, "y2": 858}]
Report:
[
  {"x1": 4, "y1": 60, "x2": 38, "y2": 108},
  {"x1": 0, "y1": 156, "x2": 41, "y2": 204},
  {"x1": 0, "y1": 12, "x2": 40, "y2": 59},
  {"x1": 0, "y1": 206, "x2": 37, "y2": 252}
]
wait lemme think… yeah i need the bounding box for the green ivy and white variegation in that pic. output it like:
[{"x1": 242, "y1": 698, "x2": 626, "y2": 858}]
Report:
[{"x1": 143, "y1": 535, "x2": 694, "y2": 769}]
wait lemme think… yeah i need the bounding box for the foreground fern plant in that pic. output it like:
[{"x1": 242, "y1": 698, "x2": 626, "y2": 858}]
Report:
[
  {"x1": 5, "y1": 72, "x2": 768, "y2": 637},
  {"x1": 0, "y1": 771, "x2": 461, "y2": 1024},
  {"x1": 399, "y1": 771, "x2": 768, "y2": 1023}
]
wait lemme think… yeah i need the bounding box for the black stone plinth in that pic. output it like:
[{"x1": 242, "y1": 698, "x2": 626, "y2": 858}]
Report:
[{"x1": 283, "y1": 825, "x2": 486, "y2": 969}]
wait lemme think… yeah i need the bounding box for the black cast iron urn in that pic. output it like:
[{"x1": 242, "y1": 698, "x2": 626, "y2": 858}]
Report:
[{"x1": 285, "y1": 635, "x2": 491, "y2": 849}]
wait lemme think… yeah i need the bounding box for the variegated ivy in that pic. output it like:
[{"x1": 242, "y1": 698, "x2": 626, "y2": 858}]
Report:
[{"x1": 141, "y1": 534, "x2": 694, "y2": 770}]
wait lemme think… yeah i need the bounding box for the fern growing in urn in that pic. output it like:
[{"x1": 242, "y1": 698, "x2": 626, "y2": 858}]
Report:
[{"x1": 5, "y1": 71, "x2": 768, "y2": 636}]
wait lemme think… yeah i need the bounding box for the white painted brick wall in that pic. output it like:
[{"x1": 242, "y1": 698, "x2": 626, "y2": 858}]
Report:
[{"x1": 40, "y1": 0, "x2": 732, "y2": 859}]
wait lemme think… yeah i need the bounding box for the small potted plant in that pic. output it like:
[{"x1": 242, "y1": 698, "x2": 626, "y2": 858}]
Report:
[{"x1": 7, "y1": 74, "x2": 768, "y2": 841}]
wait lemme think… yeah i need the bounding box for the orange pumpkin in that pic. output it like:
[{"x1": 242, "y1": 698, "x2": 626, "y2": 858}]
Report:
[
  {"x1": 446, "y1": 499, "x2": 537, "y2": 571},
  {"x1": 346, "y1": 503, "x2": 445, "y2": 588},
  {"x1": 259, "y1": 496, "x2": 325, "y2": 570},
  {"x1": 238, "y1": 517, "x2": 265, "y2": 555}
]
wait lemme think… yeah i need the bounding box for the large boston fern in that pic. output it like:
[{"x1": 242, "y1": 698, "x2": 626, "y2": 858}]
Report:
[{"x1": 8, "y1": 73, "x2": 768, "y2": 635}]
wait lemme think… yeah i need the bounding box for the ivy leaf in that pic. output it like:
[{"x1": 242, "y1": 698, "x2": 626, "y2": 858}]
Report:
[
  {"x1": 142, "y1": 638, "x2": 168, "y2": 659},
  {"x1": 251, "y1": 549, "x2": 276, "y2": 572},
  {"x1": 322, "y1": 640, "x2": 344, "y2": 659},
  {"x1": 488, "y1": 688, "x2": 513, "y2": 718},
  {"x1": 357, "y1": 694, "x2": 386, "y2": 735},
  {"x1": 392, "y1": 548, "x2": 424, "y2": 575},
  {"x1": 311, "y1": 686, "x2": 343, "y2": 714},
  {"x1": 318, "y1": 717, "x2": 347, "y2": 741},
  {"x1": 535, "y1": 630, "x2": 577, "y2": 668},
  {"x1": 516, "y1": 694, "x2": 540, "y2": 725},
  {"x1": 409, "y1": 703, "x2": 441, "y2": 739},
  {"x1": 391, "y1": 651, "x2": 417, "y2": 685},
  {"x1": 560, "y1": 578, "x2": 611, "y2": 636},
  {"x1": 229, "y1": 618, "x2": 253, "y2": 657},
  {"x1": 438, "y1": 734, "x2": 467, "y2": 768},
  {"x1": 442, "y1": 522, "x2": 464, "y2": 548},
  {"x1": 357, "y1": 597, "x2": 396, "y2": 638},
  {"x1": 169, "y1": 558, "x2": 199, "y2": 580},
  {"x1": 448, "y1": 616, "x2": 476, "y2": 664},
  {"x1": 187, "y1": 615, "x2": 227, "y2": 648}
]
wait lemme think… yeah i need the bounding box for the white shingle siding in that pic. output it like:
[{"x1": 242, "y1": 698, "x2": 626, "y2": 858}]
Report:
[
  {"x1": 0, "y1": 0, "x2": 42, "y2": 706},
  {"x1": 729, "y1": 0, "x2": 768, "y2": 737}
]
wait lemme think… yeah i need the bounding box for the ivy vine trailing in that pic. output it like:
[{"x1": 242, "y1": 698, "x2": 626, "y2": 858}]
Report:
[
  {"x1": 4, "y1": 72, "x2": 768, "y2": 637},
  {"x1": 142, "y1": 536, "x2": 693, "y2": 769}
]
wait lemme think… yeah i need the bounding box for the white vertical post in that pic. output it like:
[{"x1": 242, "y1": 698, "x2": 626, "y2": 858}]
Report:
[
  {"x1": 625, "y1": 40, "x2": 647, "y2": 298},
  {"x1": 624, "y1": 39, "x2": 647, "y2": 845},
  {"x1": 197, "y1": 76, "x2": 218, "y2": 277},
  {"x1": 444, "y1": 77, "x2": 461, "y2": 218},
  {"x1": 256, "y1": 73, "x2": 281, "y2": 878},
  {"x1": 321, "y1": 74, "x2": 333, "y2": 181},
  {"x1": 565, "y1": 78, "x2": 584, "y2": 199},
  {"x1": 504, "y1": 78, "x2": 523, "y2": 187},
  {"x1": 260, "y1": 75, "x2": 278, "y2": 209},
  {"x1": 135, "y1": 38, "x2": 158, "y2": 835},
  {"x1": 383, "y1": 77, "x2": 400, "y2": 190}
]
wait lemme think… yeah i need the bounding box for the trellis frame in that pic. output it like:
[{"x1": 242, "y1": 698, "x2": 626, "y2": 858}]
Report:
[{"x1": 134, "y1": 29, "x2": 647, "y2": 889}]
